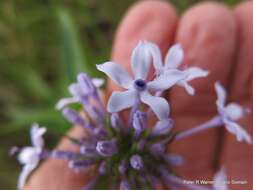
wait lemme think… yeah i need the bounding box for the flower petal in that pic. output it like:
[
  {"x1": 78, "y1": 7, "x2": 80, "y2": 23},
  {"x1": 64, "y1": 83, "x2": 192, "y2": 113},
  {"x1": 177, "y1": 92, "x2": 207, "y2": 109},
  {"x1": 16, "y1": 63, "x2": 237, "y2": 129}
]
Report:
[
  {"x1": 146, "y1": 42, "x2": 163, "y2": 72},
  {"x1": 140, "y1": 91, "x2": 169, "y2": 120},
  {"x1": 92, "y1": 78, "x2": 104, "y2": 87},
  {"x1": 18, "y1": 164, "x2": 37, "y2": 190},
  {"x1": 96, "y1": 62, "x2": 132, "y2": 89},
  {"x1": 148, "y1": 70, "x2": 186, "y2": 91},
  {"x1": 131, "y1": 41, "x2": 152, "y2": 80},
  {"x1": 164, "y1": 44, "x2": 184, "y2": 69},
  {"x1": 178, "y1": 81, "x2": 195, "y2": 96},
  {"x1": 30, "y1": 123, "x2": 46, "y2": 149},
  {"x1": 184, "y1": 67, "x2": 209, "y2": 81},
  {"x1": 223, "y1": 119, "x2": 252, "y2": 144},
  {"x1": 152, "y1": 119, "x2": 174, "y2": 135},
  {"x1": 215, "y1": 82, "x2": 227, "y2": 107},
  {"x1": 55, "y1": 97, "x2": 78, "y2": 110},
  {"x1": 213, "y1": 168, "x2": 228, "y2": 190},
  {"x1": 107, "y1": 90, "x2": 137, "y2": 113},
  {"x1": 225, "y1": 103, "x2": 244, "y2": 121}
]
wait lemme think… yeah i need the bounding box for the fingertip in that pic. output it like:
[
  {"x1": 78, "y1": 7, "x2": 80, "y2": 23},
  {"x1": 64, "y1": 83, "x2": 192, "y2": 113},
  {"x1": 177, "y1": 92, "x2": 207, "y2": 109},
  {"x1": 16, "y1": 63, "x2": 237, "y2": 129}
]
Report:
[{"x1": 112, "y1": 0, "x2": 178, "y2": 66}]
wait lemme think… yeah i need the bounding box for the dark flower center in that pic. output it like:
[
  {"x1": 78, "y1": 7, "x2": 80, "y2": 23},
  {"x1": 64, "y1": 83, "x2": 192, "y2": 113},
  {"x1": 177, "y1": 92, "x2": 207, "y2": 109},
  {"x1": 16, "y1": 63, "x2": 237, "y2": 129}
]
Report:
[{"x1": 134, "y1": 79, "x2": 147, "y2": 91}]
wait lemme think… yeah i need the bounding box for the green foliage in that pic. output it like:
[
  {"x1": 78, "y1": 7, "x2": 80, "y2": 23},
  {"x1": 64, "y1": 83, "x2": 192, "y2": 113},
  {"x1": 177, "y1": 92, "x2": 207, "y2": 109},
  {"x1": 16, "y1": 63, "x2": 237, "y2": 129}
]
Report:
[{"x1": 0, "y1": 0, "x2": 241, "y2": 189}]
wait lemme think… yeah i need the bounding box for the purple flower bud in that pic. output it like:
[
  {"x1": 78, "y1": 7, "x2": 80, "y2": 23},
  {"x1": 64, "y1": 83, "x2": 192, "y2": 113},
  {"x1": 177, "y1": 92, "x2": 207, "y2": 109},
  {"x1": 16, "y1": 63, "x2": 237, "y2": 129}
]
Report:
[
  {"x1": 80, "y1": 144, "x2": 97, "y2": 156},
  {"x1": 111, "y1": 113, "x2": 123, "y2": 131},
  {"x1": 51, "y1": 150, "x2": 77, "y2": 160},
  {"x1": 118, "y1": 160, "x2": 127, "y2": 175},
  {"x1": 133, "y1": 111, "x2": 147, "y2": 133},
  {"x1": 149, "y1": 143, "x2": 166, "y2": 156},
  {"x1": 77, "y1": 73, "x2": 97, "y2": 96},
  {"x1": 62, "y1": 108, "x2": 88, "y2": 128},
  {"x1": 98, "y1": 161, "x2": 107, "y2": 175},
  {"x1": 96, "y1": 139, "x2": 118, "y2": 157},
  {"x1": 130, "y1": 154, "x2": 144, "y2": 170},
  {"x1": 120, "y1": 179, "x2": 131, "y2": 190},
  {"x1": 152, "y1": 119, "x2": 174, "y2": 136},
  {"x1": 93, "y1": 127, "x2": 107, "y2": 139},
  {"x1": 68, "y1": 160, "x2": 93, "y2": 172}
]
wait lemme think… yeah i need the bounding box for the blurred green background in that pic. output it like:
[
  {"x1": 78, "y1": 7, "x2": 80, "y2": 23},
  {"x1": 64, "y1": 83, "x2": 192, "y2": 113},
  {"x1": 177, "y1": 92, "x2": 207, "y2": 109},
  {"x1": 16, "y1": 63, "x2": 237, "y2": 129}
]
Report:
[{"x1": 0, "y1": 0, "x2": 241, "y2": 189}]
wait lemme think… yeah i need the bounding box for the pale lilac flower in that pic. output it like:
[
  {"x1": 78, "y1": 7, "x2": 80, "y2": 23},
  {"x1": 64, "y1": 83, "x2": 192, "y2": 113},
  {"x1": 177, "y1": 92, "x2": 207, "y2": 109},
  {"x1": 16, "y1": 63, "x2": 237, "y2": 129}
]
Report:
[
  {"x1": 215, "y1": 82, "x2": 252, "y2": 144},
  {"x1": 148, "y1": 43, "x2": 208, "y2": 95},
  {"x1": 17, "y1": 123, "x2": 46, "y2": 190},
  {"x1": 213, "y1": 168, "x2": 228, "y2": 190},
  {"x1": 96, "y1": 41, "x2": 186, "y2": 120}
]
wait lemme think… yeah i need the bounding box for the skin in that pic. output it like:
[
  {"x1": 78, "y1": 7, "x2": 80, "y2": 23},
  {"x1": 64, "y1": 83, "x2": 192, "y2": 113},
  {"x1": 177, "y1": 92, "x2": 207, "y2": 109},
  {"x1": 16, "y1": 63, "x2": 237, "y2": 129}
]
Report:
[{"x1": 24, "y1": 1, "x2": 253, "y2": 190}]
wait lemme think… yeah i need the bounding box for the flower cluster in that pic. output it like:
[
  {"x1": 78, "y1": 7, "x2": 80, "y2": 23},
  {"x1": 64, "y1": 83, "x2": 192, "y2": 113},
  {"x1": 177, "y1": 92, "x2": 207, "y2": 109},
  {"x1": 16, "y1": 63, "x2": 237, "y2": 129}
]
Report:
[{"x1": 12, "y1": 41, "x2": 251, "y2": 190}]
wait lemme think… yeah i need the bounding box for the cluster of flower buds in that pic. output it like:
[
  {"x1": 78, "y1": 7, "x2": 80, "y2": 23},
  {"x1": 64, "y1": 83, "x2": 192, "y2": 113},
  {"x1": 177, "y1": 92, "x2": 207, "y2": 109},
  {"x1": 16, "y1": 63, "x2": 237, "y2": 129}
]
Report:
[{"x1": 12, "y1": 41, "x2": 252, "y2": 190}]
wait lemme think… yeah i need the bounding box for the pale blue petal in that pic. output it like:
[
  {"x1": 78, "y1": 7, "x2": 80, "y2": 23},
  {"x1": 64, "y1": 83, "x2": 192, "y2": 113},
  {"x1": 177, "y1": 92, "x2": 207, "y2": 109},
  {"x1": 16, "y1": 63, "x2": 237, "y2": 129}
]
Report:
[
  {"x1": 213, "y1": 168, "x2": 228, "y2": 190},
  {"x1": 30, "y1": 123, "x2": 46, "y2": 149},
  {"x1": 131, "y1": 41, "x2": 152, "y2": 80},
  {"x1": 146, "y1": 42, "x2": 163, "y2": 72},
  {"x1": 215, "y1": 82, "x2": 227, "y2": 107},
  {"x1": 96, "y1": 62, "x2": 133, "y2": 89},
  {"x1": 223, "y1": 118, "x2": 252, "y2": 144},
  {"x1": 18, "y1": 164, "x2": 37, "y2": 190},
  {"x1": 148, "y1": 70, "x2": 186, "y2": 91},
  {"x1": 225, "y1": 103, "x2": 244, "y2": 121},
  {"x1": 140, "y1": 91, "x2": 169, "y2": 120},
  {"x1": 107, "y1": 90, "x2": 137, "y2": 113},
  {"x1": 184, "y1": 67, "x2": 209, "y2": 81},
  {"x1": 165, "y1": 44, "x2": 184, "y2": 69}
]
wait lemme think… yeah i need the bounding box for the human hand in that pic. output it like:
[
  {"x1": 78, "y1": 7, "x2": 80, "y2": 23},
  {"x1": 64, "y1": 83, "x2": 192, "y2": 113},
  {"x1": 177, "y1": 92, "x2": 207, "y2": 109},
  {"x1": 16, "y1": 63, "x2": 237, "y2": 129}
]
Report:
[{"x1": 24, "y1": 1, "x2": 253, "y2": 189}]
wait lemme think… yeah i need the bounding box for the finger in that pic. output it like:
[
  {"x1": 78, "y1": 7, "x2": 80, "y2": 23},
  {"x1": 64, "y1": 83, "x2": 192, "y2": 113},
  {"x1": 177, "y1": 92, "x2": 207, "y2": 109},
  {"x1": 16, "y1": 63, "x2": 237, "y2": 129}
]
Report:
[
  {"x1": 109, "y1": 0, "x2": 178, "y2": 92},
  {"x1": 221, "y1": 2, "x2": 253, "y2": 189},
  {"x1": 169, "y1": 2, "x2": 237, "y2": 179},
  {"x1": 24, "y1": 127, "x2": 93, "y2": 190}
]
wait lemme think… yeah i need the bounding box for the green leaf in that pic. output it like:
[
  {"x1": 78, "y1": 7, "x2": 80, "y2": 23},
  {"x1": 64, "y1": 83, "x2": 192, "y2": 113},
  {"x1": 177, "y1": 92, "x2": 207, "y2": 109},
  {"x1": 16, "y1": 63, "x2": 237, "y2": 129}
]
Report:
[{"x1": 56, "y1": 7, "x2": 90, "y2": 83}]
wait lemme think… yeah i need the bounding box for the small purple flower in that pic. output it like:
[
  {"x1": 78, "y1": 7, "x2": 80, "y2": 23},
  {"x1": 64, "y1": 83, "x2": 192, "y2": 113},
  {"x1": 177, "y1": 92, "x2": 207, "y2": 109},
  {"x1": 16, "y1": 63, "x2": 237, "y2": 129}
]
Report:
[
  {"x1": 130, "y1": 154, "x2": 144, "y2": 170},
  {"x1": 62, "y1": 107, "x2": 89, "y2": 128},
  {"x1": 215, "y1": 82, "x2": 252, "y2": 144},
  {"x1": 133, "y1": 111, "x2": 147, "y2": 135},
  {"x1": 17, "y1": 123, "x2": 46, "y2": 190},
  {"x1": 96, "y1": 41, "x2": 186, "y2": 120},
  {"x1": 148, "y1": 43, "x2": 208, "y2": 95}
]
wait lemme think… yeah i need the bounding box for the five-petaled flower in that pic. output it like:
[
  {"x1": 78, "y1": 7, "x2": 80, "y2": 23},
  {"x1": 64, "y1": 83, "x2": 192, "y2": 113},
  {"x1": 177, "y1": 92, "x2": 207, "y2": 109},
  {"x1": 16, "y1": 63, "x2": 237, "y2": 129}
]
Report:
[
  {"x1": 215, "y1": 82, "x2": 252, "y2": 144},
  {"x1": 17, "y1": 123, "x2": 46, "y2": 190},
  {"x1": 148, "y1": 42, "x2": 209, "y2": 95},
  {"x1": 97, "y1": 41, "x2": 187, "y2": 120}
]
